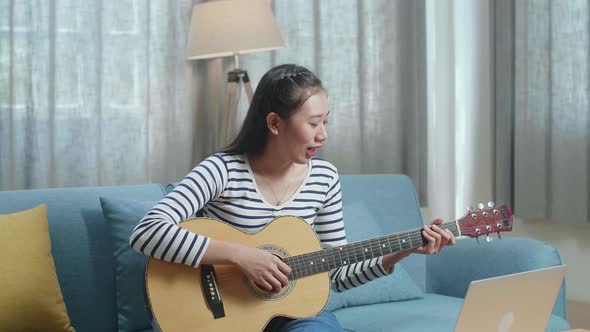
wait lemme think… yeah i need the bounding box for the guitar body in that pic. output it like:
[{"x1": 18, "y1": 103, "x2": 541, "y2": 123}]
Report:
[{"x1": 145, "y1": 217, "x2": 330, "y2": 332}]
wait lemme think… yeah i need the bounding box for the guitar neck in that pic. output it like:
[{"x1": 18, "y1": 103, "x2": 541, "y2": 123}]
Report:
[{"x1": 284, "y1": 221, "x2": 461, "y2": 280}]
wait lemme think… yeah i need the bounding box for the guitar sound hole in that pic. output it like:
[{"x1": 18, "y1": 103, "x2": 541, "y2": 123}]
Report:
[
  {"x1": 245, "y1": 246, "x2": 295, "y2": 300},
  {"x1": 253, "y1": 254, "x2": 287, "y2": 293}
]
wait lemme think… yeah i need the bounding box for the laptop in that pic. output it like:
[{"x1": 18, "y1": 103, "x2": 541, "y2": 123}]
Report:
[{"x1": 454, "y1": 265, "x2": 567, "y2": 332}]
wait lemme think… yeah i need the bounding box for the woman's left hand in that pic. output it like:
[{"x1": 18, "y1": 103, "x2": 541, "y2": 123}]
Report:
[
  {"x1": 381, "y1": 218, "x2": 456, "y2": 271},
  {"x1": 411, "y1": 218, "x2": 456, "y2": 255}
]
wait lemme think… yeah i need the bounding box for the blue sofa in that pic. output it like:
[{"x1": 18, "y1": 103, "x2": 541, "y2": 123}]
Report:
[{"x1": 0, "y1": 174, "x2": 570, "y2": 331}]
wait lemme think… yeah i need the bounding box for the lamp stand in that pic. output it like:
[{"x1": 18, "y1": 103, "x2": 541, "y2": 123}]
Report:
[{"x1": 218, "y1": 57, "x2": 254, "y2": 149}]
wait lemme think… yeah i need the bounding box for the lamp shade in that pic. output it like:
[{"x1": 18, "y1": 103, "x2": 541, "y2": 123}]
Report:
[{"x1": 187, "y1": 0, "x2": 285, "y2": 60}]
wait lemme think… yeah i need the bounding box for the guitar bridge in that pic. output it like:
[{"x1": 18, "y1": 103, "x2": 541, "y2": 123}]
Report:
[{"x1": 201, "y1": 264, "x2": 225, "y2": 319}]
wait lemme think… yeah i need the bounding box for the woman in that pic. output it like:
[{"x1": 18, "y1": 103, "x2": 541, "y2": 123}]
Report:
[{"x1": 130, "y1": 64, "x2": 455, "y2": 331}]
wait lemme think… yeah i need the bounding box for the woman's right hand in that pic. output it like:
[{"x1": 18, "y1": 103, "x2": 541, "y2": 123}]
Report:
[{"x1": 235, "y1": 246, "x2": 291, "y2": 292}]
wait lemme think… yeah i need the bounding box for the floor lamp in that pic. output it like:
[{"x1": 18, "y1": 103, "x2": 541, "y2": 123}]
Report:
[{"x1": 187, "y1": 0, "x2": 285, "y2": 149}]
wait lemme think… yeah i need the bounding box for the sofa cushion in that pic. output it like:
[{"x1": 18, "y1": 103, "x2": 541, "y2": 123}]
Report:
[
  {"x1": 333, "y1": 294, "x2": 462, "y2": 331},
  {"x1": 326, "y1": 200, "x2": 424, "y2": 312},
  {"x1": 100, "y1": 197, "x2": 156, "y2": 332},
  {"x1": 333, "y1": 293, "x2": 570, "y2": 332},
  {"x1": 0, "y1": 204, "x2": 75, "y2": 332}
]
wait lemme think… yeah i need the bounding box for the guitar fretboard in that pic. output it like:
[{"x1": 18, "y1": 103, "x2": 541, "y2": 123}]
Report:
[{"x1": 283, "y1": 221, "x2": 460, "y2": 280}]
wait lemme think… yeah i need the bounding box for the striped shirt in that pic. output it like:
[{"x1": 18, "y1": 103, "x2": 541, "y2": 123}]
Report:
[{"x1": 130, "y1": 153, "x2": 392, "y2": 292}]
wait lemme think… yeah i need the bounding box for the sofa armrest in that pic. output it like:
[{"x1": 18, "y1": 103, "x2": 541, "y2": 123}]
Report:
[{"x1": 426, "y1": 237, "x2": 567, "y2": 319}]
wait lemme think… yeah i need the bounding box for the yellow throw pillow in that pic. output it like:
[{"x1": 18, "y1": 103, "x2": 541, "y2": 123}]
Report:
[{"x1": 0, "y1": 204, "x2": 75, "y2": 332}]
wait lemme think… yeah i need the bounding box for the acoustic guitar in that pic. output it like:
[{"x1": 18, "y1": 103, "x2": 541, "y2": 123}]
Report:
[{"x1": 145, "y1": 203, "x2": 512, "y2": 331}]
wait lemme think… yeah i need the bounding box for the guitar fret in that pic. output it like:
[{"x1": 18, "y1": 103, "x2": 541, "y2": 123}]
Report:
[
  {"x1": 305, "y1": 253, "x2": 312, "y2": 275},
  {"x1": 381, "y1": 237, "x2": 387, "y2": 255},
  {"x1": 361, "y1": 242, "x2": 369, "y2": 261},
  {"x1": 295, "y1": 255, "x2": 303, "y2": 277},
  {"x1": 337, "y1": 246, "x2": 347, "y2": 266},
  {"x1": 404, "y1": 233, "x2": 413, "y2": 250},
  {"x1": 377, "y1": 239, "x2": 385, "y2": 256},
  {"x1": 368, "y1": 239, "x2": 376, "y2": 258},
  {"x1": 321, "y1": 252, "x2": 328, "y2": 271},
  {"x1": 377, "y1": 238, "x2": 384, "y2": 256},
  {"x1": 344, "y1": 245, "x2": 351, "y2": 265},
  {"x1": 331, "y1": 246, "x2": 339, "y2": 269},
  {"x1": 303, "y1": 253, "x2": 310, "y2": 274},
  {"x1": 309, "y1": 253, "x2": 315, "y2": 274},
  {"x1": 389, "y1": 235, "x2": 396, "y2": 254},
  {"x1": 311, "y1": 250, "x2": 321, "y2": 274},
  {"x1": 308, "y1": 252, "x2": 314, "y2": 273},
  {"x1": 394, "y1": 233, "x2": 402, "y2": 252},
  {"x1": 386, "y1": 235, "x2": 394, "y2": 255},
  {"x1": 353, "y1": 242, "x2": 363, "y2": 263}
]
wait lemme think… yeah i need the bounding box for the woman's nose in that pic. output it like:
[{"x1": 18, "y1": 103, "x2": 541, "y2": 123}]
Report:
[{"x1": 316, "y1": 125, "x2": 328, "y2": 142}]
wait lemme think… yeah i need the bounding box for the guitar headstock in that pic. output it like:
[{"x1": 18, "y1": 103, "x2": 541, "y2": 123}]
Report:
[{"x1": 457, "y1": 202, "x2": 513, "y2": 239}]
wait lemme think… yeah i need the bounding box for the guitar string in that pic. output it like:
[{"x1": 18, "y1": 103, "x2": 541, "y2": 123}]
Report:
[
  {"x1": 294, "y1": 224, "x2": 449, "y2": 267},
  {"x1": 294, "y1": 217, "x2": 503, "y2": 271},
  {"x1": 291, "y1": 221, "x2": 460, "y2": 266},
  {"x1": 287, "y1": 220, "x2": 508, "y2": 278},
  {"x1": 290, "y1": 225, "x2": 455, "y2": 276}
]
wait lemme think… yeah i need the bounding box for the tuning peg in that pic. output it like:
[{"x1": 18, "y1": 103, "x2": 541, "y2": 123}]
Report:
[
  {"x1": 486, "y1": 235, "x2": 493, "y2": 243},
  {"x1": 478, "y1": 203, "x2": 485, "y2": 210},
  {"x1": 467, "y1": 205, "x2": 474, "y2": 212},
  {"x1": 487, "y1": 201, "x2": 495, "y2": 208},
  {"x1": 497, "y1": 232, "x2": 502, "y2": 240}
]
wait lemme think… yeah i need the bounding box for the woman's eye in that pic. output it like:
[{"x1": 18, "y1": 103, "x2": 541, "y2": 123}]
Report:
[{"x1": 310, "y1": 123, "x2": 318, "y2": 128}]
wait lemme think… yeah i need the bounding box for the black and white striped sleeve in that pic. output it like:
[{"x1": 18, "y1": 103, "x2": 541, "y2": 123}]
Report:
[
  {"x1": 129, "y1": 154, "x2": 228, "y2": 268},
  {"x1": 314, "y1": 168, "x2": 393, "y2": 292}
]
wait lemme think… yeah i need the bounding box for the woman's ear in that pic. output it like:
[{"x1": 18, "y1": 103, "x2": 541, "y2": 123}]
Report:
[{"x1": 266, "y1": 112, "x2": 281, "y2": 135}]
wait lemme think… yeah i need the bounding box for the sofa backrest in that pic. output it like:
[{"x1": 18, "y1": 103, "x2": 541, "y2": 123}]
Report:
[
  {"x1": 339, "y1": 174, "x2": 427, "y2": 290},
  {"x1": 0, "y1": 184, "x2": 167, "y2": 332},
  {"x1": 0, "y1": 174, "x2": 424, "y2": 331}
]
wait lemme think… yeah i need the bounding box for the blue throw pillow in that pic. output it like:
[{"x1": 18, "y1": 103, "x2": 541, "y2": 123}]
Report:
[
  {"x1": 99, "y1": 197, "x2": 156, "y2": 332},
  {"x1": 325, "y1": 200, "x2": 424, "y2": 312},
  {"x1": 325, "y1": 263, "x2": 423, "y2": 311}
]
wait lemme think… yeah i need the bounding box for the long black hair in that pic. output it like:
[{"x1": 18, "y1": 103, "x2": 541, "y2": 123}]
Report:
[{"x1": 222, "y1": 64, "x2": 325, "y2": 155}]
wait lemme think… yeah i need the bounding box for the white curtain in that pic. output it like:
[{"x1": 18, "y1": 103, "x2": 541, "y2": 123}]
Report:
[
  {"x1": 495, "y1": 0, "x2": 589, "y2": 223},
  {"x1": 423, "y1": 0, "x2": 590, "y2": 225},
  {"x1": 512, "y1": 0, "x2": 589, "y2": 223},
  {"x1": 1, "y1": 0, "x2": 430, "y2": 203},
  {"x1": 1, "y1": 0, "x2": 199, "y2": 189},
  {"x1": 424, "y1": 0, "x2": 495, "y2": 222},
  {"x1": 7, "y1": 0, "x2": 547, "y2": 227},
  {"x1": 4, "y1": 0, "x2": 532, "y2": 227}
]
